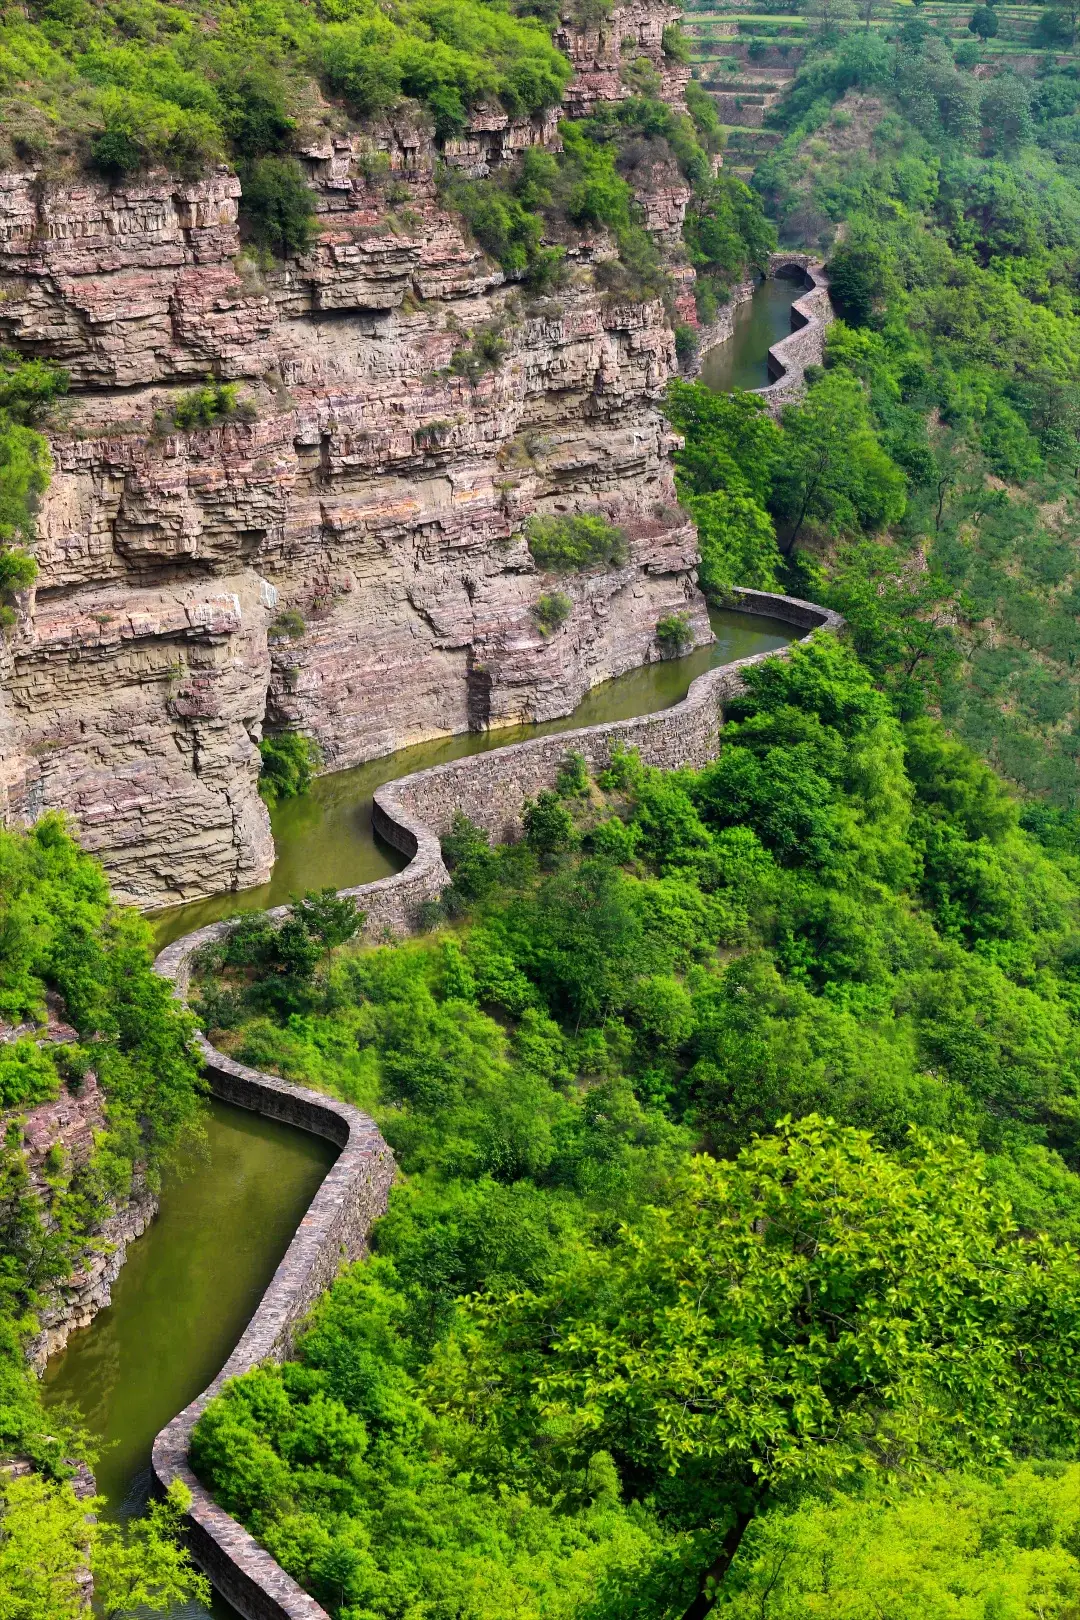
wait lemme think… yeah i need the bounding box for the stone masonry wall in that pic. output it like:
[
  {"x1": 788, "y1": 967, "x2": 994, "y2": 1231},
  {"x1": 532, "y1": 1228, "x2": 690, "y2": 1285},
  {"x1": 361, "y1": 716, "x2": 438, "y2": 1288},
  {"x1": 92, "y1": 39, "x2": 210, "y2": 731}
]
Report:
[
  {"x1": 149, "y1": 1036, "x2": 394, "y2": 1620},
  {"x1": 684, "y1": 257, "x2": 831, "y2": 403},
  {"x1": 757, "y1": 256, "x2": 832, "y2": 412}
]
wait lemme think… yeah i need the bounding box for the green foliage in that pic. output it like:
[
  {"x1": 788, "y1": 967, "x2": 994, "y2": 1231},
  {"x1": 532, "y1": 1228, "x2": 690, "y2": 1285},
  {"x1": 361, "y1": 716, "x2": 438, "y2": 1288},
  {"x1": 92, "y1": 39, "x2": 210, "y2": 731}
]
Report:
[
  {"x1": 717, "y1": 1468, "x2": 1080, "y2": 1618},
  {"x1": 0, "y1": 0, "x2": 570, "y2": 173},
  {"x1": 0, "y1": 1474, "x2": 208, "y2": 1620},
  {"x1": 523, "y1": 788, "x2": 578, "y2": 859},
  {"x1": 525, "y1": 513, "x2": 628, "y2": 572},
  {"x1": 469, "y1": 1119, "x2": 1080, "y2": 1599},
  {"x1": 969, "y1": 5, "x2": 998, "y2": 40},
  {"x1": 447, "y1": 322, "x2": 508, "y2": 385},
  {"x1": 259, "y1": 732, "x2": 323, "y2": 805},
  {"x1": 532, "y1": 590, "x2": 572, "y2": 635},
  {"x1": 190, "y1": 618, "x2": 1080, "y2": 1611},
  {"x1": 748, "y1": 25, "x2": 1080, "y2": 803},
  {"x1": 93, "y1": 1482, "x2": 211, "y2": 1620},
  {"x1": 166, "y1": 379, "x2": 252, "y2": 431},
  {"x1": 318, "y1": 1, "x2": 570, "y2": 138},
  {"x1": 0, "y1": 352, "x2": 67, "y2": 627},
  {"x1": 684, "y1": 178, "x2": 778, "y2": 311},
  {"x1": 655, "y1": 611, "x2": 694, "y2": 657},
  {"x1": 664, "y1": 382, "x2": 782, "y2": 594},
  {"x1": 269, "y1": 608, "x2": 306, "y2": 641},
  {"x1": 0, "y1": 815, "x2": 201, "y2": 1568},
  {"x1": 241, "y1": 157, "x2": 316, "y2": 259}
]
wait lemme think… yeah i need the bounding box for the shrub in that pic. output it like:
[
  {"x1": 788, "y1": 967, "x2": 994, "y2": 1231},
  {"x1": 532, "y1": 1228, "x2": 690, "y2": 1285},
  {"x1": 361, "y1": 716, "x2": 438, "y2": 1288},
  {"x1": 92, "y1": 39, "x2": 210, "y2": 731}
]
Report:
[
  {"x1": 555, "y1": 750, "x2": 590, "y2": 797},
  {"x1": 675, "y1": 323, "x2": 700, "y2": 368},
  {"x1": 241, "y1": 158, "x2": 316, "y2": 260},
  {"x1": 0, "y1": 353, "x2": 66, "y2": 626},
  {"x1": 661, "y1": 24, "x2": 691, "y2": 62},
  {"x1": 268, "y1": 609, "x2": 306, "y2": 641},
  {"x1": 258, "y1": 732, "x2": 323, "y2": 804},
  {"x1": 448, "y1": 325, "x2": 508, "y2": 385},
  {"x1": 168, "y1": 381, "x2": 252, "y2": 432},
  {"x1": 523, "y1": 789, "x2": 578, "y2": 858},
  {"x1": 221, "y1": 68, "x2": 295, "y2": 159},
  {"x1": 532, "y1": 590, "x2": 572, "y2": 634},
  {"x1": 656, "y1": 610, "x2": 695, "y2": 657},
  {"x1": 525, "y1": 514, "x2": 628, "y2": 572}
]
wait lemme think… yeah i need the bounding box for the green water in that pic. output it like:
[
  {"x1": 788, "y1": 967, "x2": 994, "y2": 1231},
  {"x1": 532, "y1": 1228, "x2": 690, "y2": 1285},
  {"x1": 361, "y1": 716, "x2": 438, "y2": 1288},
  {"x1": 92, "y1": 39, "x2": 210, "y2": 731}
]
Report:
[
  {"x1": 151, "y1": 606, "x2": 795, "y2": 950},
  {"x1": 42, "y1": 1101, "x2": 335, "y2": 1520},
  {"x1": 698, "y1": 273, "x2": 807, "y2": 394}
]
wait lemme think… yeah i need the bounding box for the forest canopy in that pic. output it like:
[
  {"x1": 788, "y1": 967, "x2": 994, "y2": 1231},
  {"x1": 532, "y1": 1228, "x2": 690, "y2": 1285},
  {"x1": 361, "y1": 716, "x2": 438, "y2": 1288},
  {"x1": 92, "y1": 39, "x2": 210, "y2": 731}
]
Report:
[{"x1": 191, "y1": 636, "x2": 1080, "y2": 1616}]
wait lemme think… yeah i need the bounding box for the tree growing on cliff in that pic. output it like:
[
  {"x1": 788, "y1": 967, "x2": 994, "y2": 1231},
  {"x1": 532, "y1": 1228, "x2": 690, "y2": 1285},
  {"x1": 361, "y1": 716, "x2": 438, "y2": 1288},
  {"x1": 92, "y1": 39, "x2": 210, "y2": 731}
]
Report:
[{"x1": 0, "y1": 352, "x2": 68, "y2": 627}]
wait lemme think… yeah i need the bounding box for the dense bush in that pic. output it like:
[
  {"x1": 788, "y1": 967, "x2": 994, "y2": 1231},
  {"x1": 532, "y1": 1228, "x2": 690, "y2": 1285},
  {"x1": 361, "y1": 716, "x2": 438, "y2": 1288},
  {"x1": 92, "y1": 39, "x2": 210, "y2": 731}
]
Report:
[
  {"x1": 0, "y1": 816, "x2": 201, "y2": 1495},
  {"x1": 0, "y1": 0, "x2": 571, "y2": 173},
  {"x1": 747, "y1": 22, "x2": 1080, "y2": 799},
  {"x1": 240, "y1": 157, "x2": 316, "y2": 259},
  {"x1": 525, "y1": 512, "x2": 628, "y2": 571},
  {"x1": 532, "y1": 589, "x2": 572, "y2": 634},
  {"x1": 0, "y1": 353, "x2": 67, "y2": 626},
  {"x1": 258, "y1": 731, "x2": 323, "y2": 805}
]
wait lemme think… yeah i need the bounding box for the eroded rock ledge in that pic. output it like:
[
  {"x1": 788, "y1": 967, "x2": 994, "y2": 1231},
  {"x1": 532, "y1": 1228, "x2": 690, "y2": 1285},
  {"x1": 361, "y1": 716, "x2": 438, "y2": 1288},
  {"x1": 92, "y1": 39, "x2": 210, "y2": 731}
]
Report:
[{"x1": 150, "y1": 586, "x2": 842, "y2": 1620}]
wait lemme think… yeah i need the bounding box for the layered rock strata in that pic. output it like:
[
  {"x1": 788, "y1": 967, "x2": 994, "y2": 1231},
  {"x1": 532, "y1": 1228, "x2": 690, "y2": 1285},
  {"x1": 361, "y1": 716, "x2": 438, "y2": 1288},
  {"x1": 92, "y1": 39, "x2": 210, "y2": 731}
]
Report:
[{"x1": 0, "y1": 55, "x2": 706, "y2": 907}]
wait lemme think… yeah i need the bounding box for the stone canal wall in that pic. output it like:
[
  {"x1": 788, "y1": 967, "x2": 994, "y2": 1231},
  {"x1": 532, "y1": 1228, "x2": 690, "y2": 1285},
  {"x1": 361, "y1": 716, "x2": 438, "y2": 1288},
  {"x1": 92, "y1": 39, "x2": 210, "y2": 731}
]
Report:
[
  {"x1": 374, "y1": 588, "x2": 839, "y2": 864},
  {"x1": 149, "y1": 1031, "x2": 394, "y2": 1620},
  {"x1": 682, "y1": 255, "x2": 832, "y2": 406},
  {"x1": 150, "y1": 584, "x2": 841, "y2": 1620},
  {"x1": 757, "y1": 256, "x2": 833, "y2": 412}
]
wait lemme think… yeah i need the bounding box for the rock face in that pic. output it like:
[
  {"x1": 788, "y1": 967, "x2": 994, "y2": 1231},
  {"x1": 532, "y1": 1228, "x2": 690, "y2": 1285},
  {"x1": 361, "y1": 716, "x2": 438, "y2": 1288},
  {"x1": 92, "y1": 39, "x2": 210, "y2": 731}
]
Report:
[
  {"x1": 0, "y1": 5, "x2": 706, "y2": 909},
  {"x1": 7, "y1": 1060, "x2": 159, "y2": 1370}
]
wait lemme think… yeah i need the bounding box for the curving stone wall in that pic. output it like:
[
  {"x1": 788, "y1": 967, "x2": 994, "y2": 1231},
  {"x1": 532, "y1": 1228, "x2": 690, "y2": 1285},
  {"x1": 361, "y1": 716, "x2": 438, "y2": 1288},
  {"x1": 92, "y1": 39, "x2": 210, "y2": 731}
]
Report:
[
  {"x1": 682, "y1": 255, "x2": 832, "y2": 408},
  {"x1": 150, "y1": 585, "x2": 842, "y2": 1620},
  {"x1": 756, "y1": 255, "x2": 833, "y2": 412},
  {"x1": 148, "y1": 1035, "x2": 395, "y2": 1620}
]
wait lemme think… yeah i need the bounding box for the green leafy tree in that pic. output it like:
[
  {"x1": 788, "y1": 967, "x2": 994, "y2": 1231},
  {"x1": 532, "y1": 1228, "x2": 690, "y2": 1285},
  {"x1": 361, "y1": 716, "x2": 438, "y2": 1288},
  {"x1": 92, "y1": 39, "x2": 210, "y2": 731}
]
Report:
[
  {"x1": 241, "y1": 157, "x2": 316, "y2": 259},
  {"x1": 969, "y1": 5, "x2": 999, "y2": 39},
  {"x1": 771, "y1": 374, "x2": 906, "y2": 552},
  {"x1": 716, "y1": 1466, "x2": 1080, "y2": 1619},
  {"x1": 94, "y1": 1483, "x2": 211, "y2": 1619},
  {"x1": 466, "y1": 1120, "x2": 1080, "y2": 1614}
]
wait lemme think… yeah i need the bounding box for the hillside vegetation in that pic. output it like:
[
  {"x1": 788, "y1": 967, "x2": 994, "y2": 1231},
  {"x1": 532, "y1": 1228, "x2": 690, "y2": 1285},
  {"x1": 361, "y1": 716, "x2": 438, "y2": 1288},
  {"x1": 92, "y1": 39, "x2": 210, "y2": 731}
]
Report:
[
  {"x1": 192, "y1": 636, "x2": 1080, "y2": 1617},
  {"x1": 0, "y1": 818, "x2": 207, "y2": 1618},
  {"x1": 179, "y1": 3, "x2": 1080, "y2": 1615}
]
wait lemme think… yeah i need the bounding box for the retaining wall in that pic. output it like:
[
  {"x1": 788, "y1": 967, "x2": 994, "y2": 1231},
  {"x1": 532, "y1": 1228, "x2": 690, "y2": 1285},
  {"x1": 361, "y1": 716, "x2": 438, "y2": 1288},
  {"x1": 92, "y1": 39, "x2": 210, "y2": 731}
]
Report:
[
  {"x1": 150, "y1": 584, "x2": 841, "y2": 1620},
  {"x1": 757, "y1": 256, "x2": 833, "y2": 412},
  {"x1": 148, "y1": 1029, "x2": 395, "y2": 1620},
  {"x1": 684, "y1": 257, "x2": 832, "y2": 409}
]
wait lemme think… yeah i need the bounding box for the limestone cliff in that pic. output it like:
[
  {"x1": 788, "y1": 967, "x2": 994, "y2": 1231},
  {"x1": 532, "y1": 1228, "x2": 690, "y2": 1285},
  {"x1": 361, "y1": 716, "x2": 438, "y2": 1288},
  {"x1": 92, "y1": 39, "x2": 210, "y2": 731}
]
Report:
[{"x1": 0, "y1": 3, "x2": 707, "y2": 909}]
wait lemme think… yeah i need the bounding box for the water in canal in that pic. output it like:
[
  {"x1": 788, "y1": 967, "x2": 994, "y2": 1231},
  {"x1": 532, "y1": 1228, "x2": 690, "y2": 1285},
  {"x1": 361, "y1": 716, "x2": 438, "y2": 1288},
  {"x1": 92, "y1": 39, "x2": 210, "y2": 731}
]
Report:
[
  {"x1": 41, "y1": 602, "x2": 797, "y2": 1616},
  {"x1": 151, "y1": 605, "x2": 796, "y2": 949},
  {"x1": 698, "y1": 272, "x2": 807, "y2": 394},
  {"x1": 42, "y1": 1101, "x2": 335, "y2": 1615}
]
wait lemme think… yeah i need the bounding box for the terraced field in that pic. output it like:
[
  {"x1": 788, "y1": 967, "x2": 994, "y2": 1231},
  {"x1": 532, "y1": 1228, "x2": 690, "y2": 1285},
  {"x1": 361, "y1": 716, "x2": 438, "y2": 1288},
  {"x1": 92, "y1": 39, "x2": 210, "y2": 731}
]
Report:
[{"x1": 683, "y1": 0, "x2": 1077, "y2": 178}]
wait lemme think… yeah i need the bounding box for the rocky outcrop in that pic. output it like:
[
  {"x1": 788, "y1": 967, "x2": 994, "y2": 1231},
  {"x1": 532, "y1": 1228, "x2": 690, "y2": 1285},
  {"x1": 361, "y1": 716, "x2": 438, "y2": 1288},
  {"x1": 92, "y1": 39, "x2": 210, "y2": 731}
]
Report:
[
  {"x1": 7, "y1": 1062, "x2": 160, "y2": 1371},
  {"x1": 27, "y1": 1183, "x2": 157, "y2": 1372},
  {"x1": 0, "y1": 47, "x2": 708, "y2": 907},
  {"x1": 558, "y1": 0, "x2": 690, "y2": 117}
]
